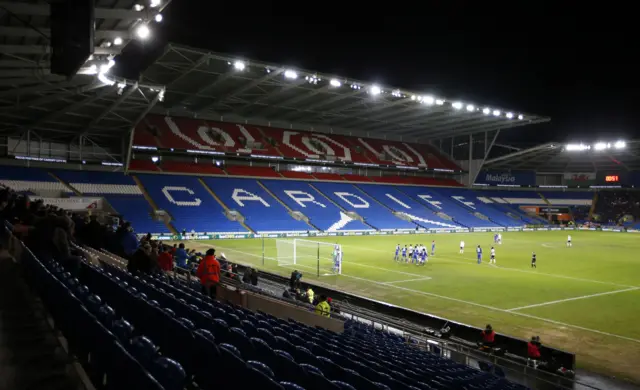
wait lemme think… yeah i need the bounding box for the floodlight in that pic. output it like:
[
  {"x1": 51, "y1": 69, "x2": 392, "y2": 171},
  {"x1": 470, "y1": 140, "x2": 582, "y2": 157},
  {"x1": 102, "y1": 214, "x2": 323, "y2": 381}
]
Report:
[
  {"x1": 482, "y1": 108, "x2": 490, "y2": 115},
  {"x1": 423, "y1": 96, "x2": 435, "y2": 105},
  {"x1": 492, "y1": 109, "x2": 501, "y2": 117},
  {"x1": 150, "y1": 0, "x2": 161, "y2": 7},
  {"x1": 411, "y1": 95, "x2": 416, "y2": 101},
  {"x1": 566, "y1": 143, "x2": 590, "y2": 151},
  {"x1": 154, "y1": 14, "x2": 163, "y2": 22},
  {"x1": 518, "y1": 114, "x2": 524, "y2": 120},
  {"x1": 452, "y1": 102, "x2": 463, "y2": 110},
  {"x1": 370, "y1": 85, "x2": 381, "y2": 95},
  {"x1": 136, "y1": 24, "x2": 150, "y2": 39},
  {"x1": 594, "y1": 142, "x2": 609, "y2": 151},
  {"x1": 614, "y1": 141, "x2": 626, "y2": 149},
  {"x1": 113, "y1": 37, "x2": 123, "y2": 45},
  {"x1": 506, "y1": 112, "x2": 514, "y2": 119},
  {"x1": 330, "y1": 79, "x2": 341, "y2": 87},
  {"x1": 284, "y1": 70, "x2": 298, "y2": 79},
  {"x1": 233, "y1": 61, "x2": 245, "y2": 71},
  {"x1": 435, "y1": 99, "x2": 444, "y2": 105},
  {"x1": 151, "y1": 156, "x2": 159, "y2": 163},
  {"x1": 466, "y1": 104, "x2": 475, "y2": 112},
  {"x1": 134, "y1": 4, "x2": 144, "y2": 11}
]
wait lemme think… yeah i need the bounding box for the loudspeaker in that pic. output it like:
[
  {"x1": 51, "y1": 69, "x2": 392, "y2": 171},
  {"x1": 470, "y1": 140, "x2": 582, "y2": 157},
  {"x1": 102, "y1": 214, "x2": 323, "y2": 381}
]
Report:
[{"x1": 50, "y1": 0, "x2": 95, "y2": 77}]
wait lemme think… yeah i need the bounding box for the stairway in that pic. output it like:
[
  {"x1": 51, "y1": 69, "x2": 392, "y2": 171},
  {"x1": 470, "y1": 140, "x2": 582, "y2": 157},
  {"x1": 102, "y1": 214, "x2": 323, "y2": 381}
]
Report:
[
  {"x1": 256, "y1": 181, "x2": 320, "y2": 231},
  {"x1": 132, "y1": 175, "x2": 177, "y2": 234},
  {"x1": 308, "y1": 184, "x2": 378, "y2": 230},
  {"x1": 537, "y1": 192, "x2": 552, "y2": 205},
  {"x1": 48, "y1": 172, "x2": 80, "y2": 195},
  {"x1": 198, "y1": 178, "x2": 255, "y2": 233},
  {"x1": 588, "y1": 192, "x2": 598, "y2": 221}
]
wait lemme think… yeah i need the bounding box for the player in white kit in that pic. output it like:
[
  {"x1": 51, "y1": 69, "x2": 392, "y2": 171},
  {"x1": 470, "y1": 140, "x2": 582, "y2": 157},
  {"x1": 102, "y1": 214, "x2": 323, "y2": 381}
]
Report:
[
  {"x1": 490, "y1": 247, "x2": 496, "y2": 264},
  {"x1": 459, "y1": 240, "x2": 465, "y2": 254},
  {"x1": 567, "y1": 235, "x2": 572, "y2": 247}
]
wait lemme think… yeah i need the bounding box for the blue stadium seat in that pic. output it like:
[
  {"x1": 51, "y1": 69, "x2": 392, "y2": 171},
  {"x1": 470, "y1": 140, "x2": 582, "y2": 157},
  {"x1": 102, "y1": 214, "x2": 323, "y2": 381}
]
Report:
[{"x1": 205, "y1": 177, "x2": 311, "y2": 232}]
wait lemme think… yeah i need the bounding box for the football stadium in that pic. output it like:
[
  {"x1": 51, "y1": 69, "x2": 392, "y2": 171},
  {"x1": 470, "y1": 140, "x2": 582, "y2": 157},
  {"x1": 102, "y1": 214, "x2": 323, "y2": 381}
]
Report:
[{"x1": 1, "y1": 2, "x2": 640, "y2": 390}]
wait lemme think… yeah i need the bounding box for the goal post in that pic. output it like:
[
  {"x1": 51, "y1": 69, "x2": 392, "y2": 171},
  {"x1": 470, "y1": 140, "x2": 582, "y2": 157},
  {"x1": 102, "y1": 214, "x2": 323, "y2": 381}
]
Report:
[{"x1": 275, "y1": 238, "x2": 342, "y2": 277}]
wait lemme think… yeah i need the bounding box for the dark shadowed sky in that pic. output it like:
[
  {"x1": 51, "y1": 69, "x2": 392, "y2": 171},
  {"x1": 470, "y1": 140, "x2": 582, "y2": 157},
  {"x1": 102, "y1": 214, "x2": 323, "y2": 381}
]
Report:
[{"x1": 118, "y1": 1, "x2": 638, "y2": 146}]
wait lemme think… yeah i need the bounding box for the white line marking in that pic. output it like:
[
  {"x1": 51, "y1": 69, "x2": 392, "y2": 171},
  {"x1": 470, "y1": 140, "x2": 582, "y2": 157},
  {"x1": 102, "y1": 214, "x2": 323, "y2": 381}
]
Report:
[
  {"x1": 207, "y1": 244, "x2": 640, "y2": 344},
  {"x1": 339, "y1": 243, "x2": 637, "y2": 288},
  {"x1": 382, "y1": 277, "x2": 432, "y2": 285},
  {"x1": 506, "y1": 287, "x2": 640, "y2": 311}
]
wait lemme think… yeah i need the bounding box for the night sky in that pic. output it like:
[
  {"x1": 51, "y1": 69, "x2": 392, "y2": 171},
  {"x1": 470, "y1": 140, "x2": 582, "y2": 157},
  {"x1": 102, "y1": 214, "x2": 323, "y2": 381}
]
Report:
[{"x1": 119, "y1": 2, "x2": 638, "y2": 146}]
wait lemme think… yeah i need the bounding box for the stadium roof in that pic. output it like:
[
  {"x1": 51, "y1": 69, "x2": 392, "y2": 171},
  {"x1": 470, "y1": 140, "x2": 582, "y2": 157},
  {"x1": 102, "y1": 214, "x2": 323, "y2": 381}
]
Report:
[
  {"x1": 0, "y1": 0, "x2": 169, "y2": 142},
  {"x1": 483, "y1": 140, "x2": 640, "y2": 172},
  {"x1": 142, "y1": 44, "x2": 551, "y2": 142}
]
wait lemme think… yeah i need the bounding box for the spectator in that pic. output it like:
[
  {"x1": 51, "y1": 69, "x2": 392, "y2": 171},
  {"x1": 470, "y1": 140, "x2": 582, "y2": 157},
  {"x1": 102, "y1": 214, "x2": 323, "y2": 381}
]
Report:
[
  {"x1": 306, "y1": 286, "x2": 314, "y2": 304},
  {"x1": 289, "y1": 270, "x2": 302, "y2": 291},
  {"x1": 174, "y1": 243, "x2": 189, "y2": 269},
  {"x1": 243, "y1": 267, "x2": 252, "y2": 284},
  {"x1": 196, "y1": 248, "x2": 220, "y2": 299},
  {"x1": 84, "y1": 215, "x2": 104, "y2": 249},
  {"x1": 250, "y1": 268, "x2": 258, "y2": 286},
  {"x1": 120, "y1": 222, "x2": 139, "y2": 258},
  {"x1": 157, "y1": 246, "x2": 173, "y2": 272},
  {"x1": 528, "y1": 336, "x2": 542, "y2": 363},
  {"x1": 315, "y1": 295, "x2": 331, "y2": 317},
  {"x1": 480, "y1": 324, "x2": 495, "y2": 348},
  {"x1": 127, "y1": 243, "x2": 158, "y2": 274}
]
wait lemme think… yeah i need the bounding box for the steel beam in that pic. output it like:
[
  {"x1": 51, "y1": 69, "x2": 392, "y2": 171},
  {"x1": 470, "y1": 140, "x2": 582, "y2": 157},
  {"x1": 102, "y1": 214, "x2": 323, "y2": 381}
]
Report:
[
  {"x1": 471, "y1": 130, "x2": 500, "y2": 185},
  {"x1": 0, "y1": 82, "x2": 106, "y2": 113},
  {"x1": 0, "y1": 44, "x2": 119, "y2": 56},
  {"x1": 125, "y1": 91, "x2": 163, "y2": 171},
  {"x1": 80, "y1": 84, "x2": 136, "y2": 136},
  {"x1": 282, "y1": 89, "x2": 364, "y2": 121},
  {"x1": 195, "y1": 69, "x2": 284, "y2": 113},
  {"x1": 0, "y1": 26, "x2": 132, "y2": 40},
  {"x1": 0, "y1": 2, "x2": 157, "y2": 21}
]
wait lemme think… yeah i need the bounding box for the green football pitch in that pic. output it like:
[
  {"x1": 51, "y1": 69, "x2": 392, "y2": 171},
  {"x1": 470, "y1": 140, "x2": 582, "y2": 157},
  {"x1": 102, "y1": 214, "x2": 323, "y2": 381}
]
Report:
[{"x1": 184, "y1": 231, "x2": 640, "y2": 382}]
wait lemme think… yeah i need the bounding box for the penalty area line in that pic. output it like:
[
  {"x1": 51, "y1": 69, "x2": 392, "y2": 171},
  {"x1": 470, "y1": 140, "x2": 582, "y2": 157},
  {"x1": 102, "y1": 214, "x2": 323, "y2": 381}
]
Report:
[
  {"x1": 382, "y1": 277, "x2": 433, "y2": 285},
  {"x1": 506, "y1": 287, "x2": 640, "y2": 311}
]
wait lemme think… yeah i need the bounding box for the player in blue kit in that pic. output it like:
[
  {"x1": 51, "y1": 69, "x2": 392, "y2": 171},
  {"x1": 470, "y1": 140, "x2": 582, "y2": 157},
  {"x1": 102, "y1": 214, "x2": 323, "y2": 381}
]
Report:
[
  {"x1": 412, "y1": 245, "x2": 419, "y2": 264},
  {"x1": 476, "y1": 245, "x2": 483, "y2": 264},
  {"x1": 420, "y1": 247, "x2": 428, "y2": 265},
  {"x1": 401, "y1": 245, "x2": 407, "y2": 261},
  {"x1": 431, "y1": 240, "x2": 436, "y2": 256},
  {"x1": 494, "y1": 233, "x2": 499, "y2": 244},
  {"x1": 394, "y1": 244, "x2": 400, "y2": 261}
]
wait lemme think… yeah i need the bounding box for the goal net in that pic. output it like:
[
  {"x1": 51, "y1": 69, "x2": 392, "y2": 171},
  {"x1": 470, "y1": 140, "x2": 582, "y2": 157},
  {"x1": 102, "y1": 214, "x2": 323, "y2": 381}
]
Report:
[{"x1": 276, "y1": 239, "x2": 342, "y2": 276}]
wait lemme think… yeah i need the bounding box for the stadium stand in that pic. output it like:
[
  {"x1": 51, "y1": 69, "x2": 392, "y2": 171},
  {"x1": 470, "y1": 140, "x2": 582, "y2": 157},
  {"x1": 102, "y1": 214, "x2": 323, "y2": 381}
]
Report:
[
  {"x1": 0, "y1": 211, "x2": 530, "y2": 390},
  {"x1": 357, "y1": 184, "x2": 462, "y2": 229},
  {"x1": 159, "y1": 161, "x2": 226, "y2": 175},
  {"x1": 52, "y1": 170, "x2": 170, "y2": 234},
  {"x1": 260, "y1": 180, "x2": 373, "y2": 232},
  {"x1": 0, "y1": 165, "x2": 71, "y2": 193},
  {"x1": 136, "y1": 174, "x2": 248, "y2": 233},
  {"x1": 311, "y1": 182, "x2": 418, "y2": 230},
  {"x1": 594, "y1": 191, "x2": 640, "y2": 227},
  {"x1": 399, "y1": 186, "x2": 502, "y2": 228},
  {"x1": 132, "y1": 115, "x2": 461, "y2": 171},
  {"x1": 203, "y1": 178, "x2": 311, "y2": 232}
]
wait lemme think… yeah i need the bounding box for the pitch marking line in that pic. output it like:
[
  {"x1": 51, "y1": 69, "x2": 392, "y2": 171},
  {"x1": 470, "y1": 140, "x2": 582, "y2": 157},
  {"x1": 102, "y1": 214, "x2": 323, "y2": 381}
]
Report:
[
  {"x1": 506, "y1": 287, "x2": 640, "y2": 311},
  {"x1": 209, "y1": 245, "x2": 640, "y2": 344},
  {"x1": 382, "y1": 277, "x2": 433, "y2": 285},
  {"x1": 339, "y1": 243, "x2": 637, "y2": 288}
]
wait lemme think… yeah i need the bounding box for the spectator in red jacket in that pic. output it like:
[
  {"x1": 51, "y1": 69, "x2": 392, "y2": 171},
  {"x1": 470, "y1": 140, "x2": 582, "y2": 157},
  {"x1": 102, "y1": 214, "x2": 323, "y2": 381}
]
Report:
[
  {"x1": 157, "y1": 246, "x2": 173, "y2": 272},
  {"x1": 480, "y1": 324, "x2": 495, "y2": 347},
  {"x1": 528, "y1": 336, "x2": 541, "y2": 360}
]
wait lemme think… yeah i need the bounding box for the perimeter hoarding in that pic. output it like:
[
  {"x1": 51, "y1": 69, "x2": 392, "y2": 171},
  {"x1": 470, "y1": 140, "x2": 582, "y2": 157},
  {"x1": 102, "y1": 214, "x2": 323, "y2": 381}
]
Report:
[{"x1": 474, "y1": 170, "x2": 535, "y2": 186}]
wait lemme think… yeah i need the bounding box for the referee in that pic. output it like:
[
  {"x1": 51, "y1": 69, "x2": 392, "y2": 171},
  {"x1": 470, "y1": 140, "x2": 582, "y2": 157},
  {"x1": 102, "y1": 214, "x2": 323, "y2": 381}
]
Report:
[{"x1": 531, "y1": 252, "x2": 537, "y2": 268}]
